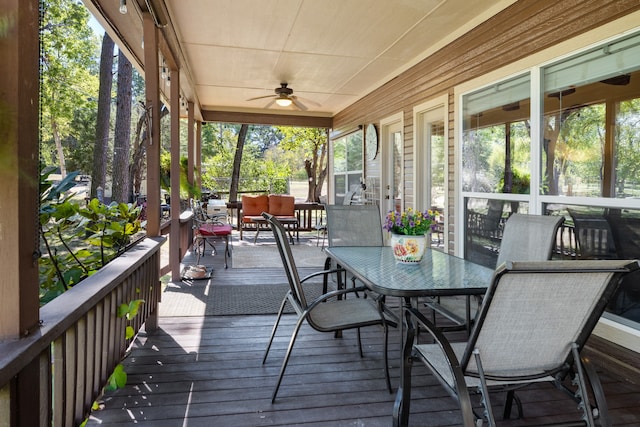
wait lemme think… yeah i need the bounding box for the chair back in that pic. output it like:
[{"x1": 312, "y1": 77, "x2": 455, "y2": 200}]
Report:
[
  {"x1": 569, "y1": 209, "x2": 618, "y2": 259},
  {"x1": 461, "y1": 259, "x2": 637, "y2": 379},
  {"x1": 263, "y1": 213, "x2": 308, "y2": 309},
  {"x1": 325, "y1": 205, "x2": 383, "y2": 247},
  {"x1": 496, "y1": 214, "x2": 564, "y2": 267},
  {"x1": 190, "y1": 199, "x2": 208, "y2": 224},
  {"x1": 342, "y1": 190, "x2": 356, "y2": 205}
]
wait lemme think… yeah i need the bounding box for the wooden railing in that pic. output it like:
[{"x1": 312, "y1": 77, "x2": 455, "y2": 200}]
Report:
[{"x1": 0, "y1": 237, "x2": 164, "y2": 427}]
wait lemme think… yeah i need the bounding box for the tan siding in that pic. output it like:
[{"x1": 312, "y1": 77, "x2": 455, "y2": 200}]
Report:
[
  {"x1": 332, "y1": 0, "x2": 640, "y2": 254},
  {"x1": 334, "y1": 0, "x2": 640, "y2": 134}
]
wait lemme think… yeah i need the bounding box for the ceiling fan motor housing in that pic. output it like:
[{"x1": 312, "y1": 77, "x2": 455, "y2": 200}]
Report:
[{"x1": 275, "y1": 83, "x2": 293, "y2": 96}]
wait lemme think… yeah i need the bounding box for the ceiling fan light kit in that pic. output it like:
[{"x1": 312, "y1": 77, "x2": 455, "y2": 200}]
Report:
[{"x1": 275, "y1": 96, "x2": 292, "y2": 107}]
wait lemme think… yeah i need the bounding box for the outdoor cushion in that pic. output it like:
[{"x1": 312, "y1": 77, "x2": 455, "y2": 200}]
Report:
[
  {"x1": 242, "y1": 195, "x2": 269, "y2": 220},
  {"x1": 198, "y1": 223, "x2": 232, "y2": 236},
  {"x1": 268, "y1": 194, "x2": 295, "y2": 217}
]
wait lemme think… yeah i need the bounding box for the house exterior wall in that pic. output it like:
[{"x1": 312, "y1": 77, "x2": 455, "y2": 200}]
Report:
[
  {"x1": 334, "y1": 0, "x2": 640, "y2": 250},
  {"x1": 332, "y1": 0, "x2": 640, "y2": 360}
]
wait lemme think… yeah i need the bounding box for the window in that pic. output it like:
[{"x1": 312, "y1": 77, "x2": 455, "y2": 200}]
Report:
[
  {"x1": 332, "y1": 131, "x2": 363, "y2": 204},
  {"x1": 541, "y1": 31, "x2": 640, "y2": 198},
  {"x1": 462, "y1": 74, "x2": 531, "y2": 194},
  {"x1": 460, "y1": 30, "x2": 640, "y2": 328}
]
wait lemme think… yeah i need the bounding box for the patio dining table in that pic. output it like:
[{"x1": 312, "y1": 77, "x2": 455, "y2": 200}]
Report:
[{"x1": 323, "y1": 246, "x2": 494, "y2": 427}]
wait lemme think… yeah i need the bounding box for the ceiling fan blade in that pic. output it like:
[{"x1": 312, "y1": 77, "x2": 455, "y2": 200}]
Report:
[
  {"x1": 291, "y1": 96, "x2": 308, "y2": 111},
  {"x1": 246, "y1": 94, "x2": 275, "y2": 101},
  {"x1": 295, "y1": 96, "x2": 320, "y2": 107},
  {"x1": 263, "y1": 99, "x2": 276, "y2": 109}
]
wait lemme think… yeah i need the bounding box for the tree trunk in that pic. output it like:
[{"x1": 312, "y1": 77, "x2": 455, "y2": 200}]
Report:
[
  {"x1": 91, "y1": 33, "x2": 114, "y2": 199},
  {"x1": 129, "y1": 104, "x2": 148, "y2": 202},
  {"x1": 51, "y1": 119, "x2": 66, "y2": 177},
  {"x1": 229, "y1": 124, "x2": 248, "y2": 202},
  {"x1": 315, "y1": 142, "x2": 328, "y2": 201},
  {"x1": 111, "y1": 50, "x2": 133, "y2": 203}
]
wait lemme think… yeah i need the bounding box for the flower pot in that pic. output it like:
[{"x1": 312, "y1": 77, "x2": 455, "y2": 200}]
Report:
[{"x1": 390, "y1": 233, "x2": 428, "y2": 264}]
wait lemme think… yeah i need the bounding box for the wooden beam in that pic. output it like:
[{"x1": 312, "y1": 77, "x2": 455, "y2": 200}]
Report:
[{"x1": 202, "y1": 110, "x2": 332, "y2": 128}]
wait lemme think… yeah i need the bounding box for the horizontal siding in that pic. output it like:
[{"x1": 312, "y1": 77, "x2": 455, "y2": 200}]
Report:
[
  {"x1": 332, "y1": 0, "x2": 640, "y2": 258},
  {"x1": 333, "y1": 0, "x2": 640, "y2": 134}
]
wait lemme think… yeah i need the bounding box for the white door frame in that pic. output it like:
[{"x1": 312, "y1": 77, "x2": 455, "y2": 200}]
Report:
[
  {"x1": 414, "y1": 95, "x2": 449, "y2": 251},
  {"x1": 380, "y1": 112, "x2": 404, "y2": 215}
]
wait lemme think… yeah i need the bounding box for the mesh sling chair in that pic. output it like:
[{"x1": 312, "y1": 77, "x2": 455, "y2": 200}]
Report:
[
  {"x1": 394, "y1": 259, "x2": 638, "y2": 427},
  {"x1": 261, "y1": 213, "x2": 396, "y2": 402},
  {"x1": 427, "y1": 213, "x2": 565, "y2": 332},
  {"x1": 323, "y1": 204, "x2": 384, "y2": 292}
]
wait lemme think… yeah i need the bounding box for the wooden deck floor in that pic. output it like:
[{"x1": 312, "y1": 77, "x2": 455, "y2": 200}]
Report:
[{"x1": 87, "y1": 232, "x2": 640, "y2": 426}]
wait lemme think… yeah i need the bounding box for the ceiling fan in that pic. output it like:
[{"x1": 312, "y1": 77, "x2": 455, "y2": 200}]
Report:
[{"x1": 247, "y1": 83, "x2": 314, "y2": 111}]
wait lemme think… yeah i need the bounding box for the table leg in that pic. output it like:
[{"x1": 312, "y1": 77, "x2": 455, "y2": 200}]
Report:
[{"x1": 393, "y1": 296, "x2": 416, "y2": 427}]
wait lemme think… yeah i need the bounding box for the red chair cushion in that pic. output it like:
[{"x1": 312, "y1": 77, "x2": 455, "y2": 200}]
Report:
[{"x1": 199, "y1": 223, "x2": 232, "y2": 236}]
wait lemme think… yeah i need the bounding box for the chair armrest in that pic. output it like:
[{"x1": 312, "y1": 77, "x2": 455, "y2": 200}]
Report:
[
  {"x1": 400, "y1": 306, "x2": 475, "y2": 426},
  {"x1": 300, "y1": 267, "x2": 345, "y2": 283}
]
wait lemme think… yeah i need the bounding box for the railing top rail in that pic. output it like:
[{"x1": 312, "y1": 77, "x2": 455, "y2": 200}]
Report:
[{"x1": 0, "y1": 237, "x2": 164, "y2": 387}]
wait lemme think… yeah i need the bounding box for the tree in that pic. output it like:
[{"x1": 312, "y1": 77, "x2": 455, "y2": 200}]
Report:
[
  {"x1": 40, "y1": 0, "x2": 99, "y2": 177},
  {"x1": 91, "y1": 32, "x2": 114, "y2": 199},
  {"x1": 229, "y1": 124, "x2": 249, "y2": 202},
  {"x1": 277, "y1": 127, "x2": 328, "y2": 202},
  {"x1": 111, "y1": 50, "x2": 133, "y2": 203}
]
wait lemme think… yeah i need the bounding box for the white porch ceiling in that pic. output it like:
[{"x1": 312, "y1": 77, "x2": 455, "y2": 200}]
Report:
[{"x1": 93, "y1": 0, "x2": 517, "y2": 118}]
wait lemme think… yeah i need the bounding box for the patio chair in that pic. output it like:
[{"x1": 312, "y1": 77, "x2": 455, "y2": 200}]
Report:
[
  {"x1": 261, "y1": 213, "x2": 395, "y2": 402},
  {"x1": 191, "y1": 199, "x2": 232, "y2": 267},
  {"x1": 427, "y1": 214, "x2": 565, "y2": 331},
  {"x1": 568, "y1": 209, "x2": 618, "y2": 260},
  {"x1": 395, "y1": 259, "x2": 638, "y2": 427},
  {"x1": 323, "y1": 204, "x2": 384, "y2": 291}
]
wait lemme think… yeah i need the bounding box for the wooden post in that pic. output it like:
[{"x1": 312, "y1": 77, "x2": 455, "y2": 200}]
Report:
[
  {"x1": 170, "y1": 69, "x2": 181, "y2": 282},
  {"x1": 187, "y1": 101, "x2": 195, "y2": 198},
  {"x1": 0, "y1": 0, "x2": 42, "y2": 424},
  {"x1": 143, "y1": 13, "x2": 161, "y2": 236},
  {"x1": 196, "y1": 120, "x2": 202, "y2": 191}
]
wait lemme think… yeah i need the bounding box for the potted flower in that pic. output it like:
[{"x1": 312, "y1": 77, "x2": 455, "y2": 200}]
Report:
[{"x1": 383, "y1": 208, "x2": 436, "y2": 263}]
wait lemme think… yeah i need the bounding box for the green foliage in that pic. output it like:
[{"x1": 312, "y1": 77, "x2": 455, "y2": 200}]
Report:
[
  {"x1": 159, "y1": 153, "x2": 202, "y2": 199},
  {"x1": 39, "y1": 166, "x2": 142, "y2": 304},
  {"x1": 201, "y1": 123, "x2": 293, "y2": 194},
  {"x1": 40, "y1": 0, "x2": 100, "y2": 169},
  {"x1": 106, "y1": 364, "x2": 127, "y2": 391},
  {"x1": 118, "y1": 298, "x2": 144, "y2": 339}
]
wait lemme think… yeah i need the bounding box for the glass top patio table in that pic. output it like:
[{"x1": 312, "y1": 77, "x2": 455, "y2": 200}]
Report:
[{"x1": 323, "y1": 246, "x2": 494, "y2": 298}]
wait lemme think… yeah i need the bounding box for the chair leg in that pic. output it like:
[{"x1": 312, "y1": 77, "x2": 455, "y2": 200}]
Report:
[
  {"x1": 357, "y1": 328, "x2": 363, "y2": 357},
  {"x1": 581, "y1": 356, "x2": 611, "y2": 427},
  {"x1": 271, "y1": 315, "x2": 306, "y2": 403},
  {"x1": 383, "y1": 321, "x2": 392, "y2": 393},
  {"x1": 571, "y1": 344, "x2": 596, "y2": 427},
  {"x1": 262, "y1": 293, "x2": 290, "y2": 364}
]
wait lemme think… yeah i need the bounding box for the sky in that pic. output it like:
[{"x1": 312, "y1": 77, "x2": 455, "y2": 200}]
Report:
[{"x1": 88, "y1": 14, "x2": 105, "y2": 36}]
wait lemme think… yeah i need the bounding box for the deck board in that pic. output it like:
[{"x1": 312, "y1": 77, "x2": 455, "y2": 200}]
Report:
[{"x1": 87, "y1": 233, "x2": 640, "y2": 426}]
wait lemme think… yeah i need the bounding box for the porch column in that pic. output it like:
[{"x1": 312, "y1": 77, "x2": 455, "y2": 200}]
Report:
[
  {"x1": 196, "y1": 120, "x2": 202, "y2": 191},
  {"x1": 187, "y1": 101, "x2": 195, "y2": 198},
  {"x1": 170, "y1": 68, "x2": 181, "y2": 282},
  {"x1": 142, "y1": 12, "x2": 161, "y2": 236},
  {"x1": 0, "y1": 0, "x2": 42, "y2": 424}
]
